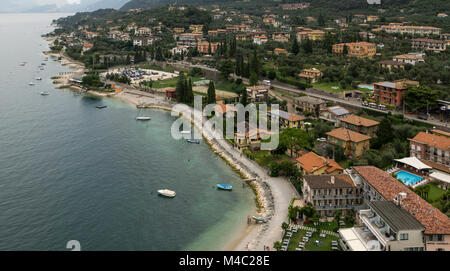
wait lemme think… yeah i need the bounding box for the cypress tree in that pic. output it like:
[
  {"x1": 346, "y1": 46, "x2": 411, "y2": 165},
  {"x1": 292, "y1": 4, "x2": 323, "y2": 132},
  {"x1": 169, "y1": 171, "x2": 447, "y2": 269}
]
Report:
[
  {"x1": 175, "y1": 73, "x2": 186, "y2": 103},
  {"x1": 207, "y1": 80, "x2": 216, "y2": 104},
  {"x1": 241, "y1": 86, "x2": 248, "y2": 106},
  {"x1": 292, "y1": 38, "x2": 300, "y2": 55},
  {"x1": 186, "y1": 78, "x2": 194, "y2": 104}
]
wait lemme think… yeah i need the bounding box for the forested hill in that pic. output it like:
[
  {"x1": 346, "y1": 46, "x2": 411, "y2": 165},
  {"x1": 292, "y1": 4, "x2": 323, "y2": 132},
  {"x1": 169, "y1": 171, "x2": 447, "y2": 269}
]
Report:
[
  {"x1": 120, "y1": 0, "x2": 237, "y2": 11},
  {"x1": 120, "y1": 0, "x2": 450, "y2": 15}
]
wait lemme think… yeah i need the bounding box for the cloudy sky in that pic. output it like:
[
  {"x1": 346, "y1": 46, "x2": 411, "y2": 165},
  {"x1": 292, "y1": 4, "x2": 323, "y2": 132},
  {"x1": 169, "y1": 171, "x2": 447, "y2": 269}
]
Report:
[{"x1": 32, "y1": 0, "x2": 81, "y2": 6}]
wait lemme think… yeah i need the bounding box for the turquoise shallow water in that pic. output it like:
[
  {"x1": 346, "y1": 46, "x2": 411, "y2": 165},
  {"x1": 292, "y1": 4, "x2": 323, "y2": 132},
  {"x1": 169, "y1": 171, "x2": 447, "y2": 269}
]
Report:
[{"x1": 0, "y1": 13, "x2": 254, "y2": 251}]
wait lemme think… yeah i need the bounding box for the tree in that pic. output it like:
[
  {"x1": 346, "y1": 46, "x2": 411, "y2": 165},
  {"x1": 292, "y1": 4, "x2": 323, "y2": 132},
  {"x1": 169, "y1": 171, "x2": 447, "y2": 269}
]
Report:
[
  {"x1": 403, "y1": 85, "x2": 439, "y2": 113},
  {"x1": 301, "y1": 204, "x2": 316, "y2": 220},
  {"x1": 292, "y1": 38, "x2": 299, "y2": 55},
  {"x1": 207, "y1": 80, "x2": 216, "y2": 104},
  {"x1": 249, "y1": 72, "x2": 258, "y2": 86},
  {"x1": 280, "y1": 160, "x2": 297, "y2": 177},
  {"x1": 269, "y1": 162, "x2": 280, "y2": 177},
  {"x1": 373, "y1": 118, "x2": 394, "y2": 148},
  {"x1": 276, "y1": 128, "x2": 311, "y2": 155},
  {"x1": 241, "y1": 86, "x2": 248, "y2": 106},
  {"x1": 273, "y1": 241, "x2": 282, "y2": 251},
  {"x1": 268, "y1": 70, "x2": 277, "y2": 80},
  {"x1": 175, "y1": 73, "x2": 186, "y2": 103},
  {"x1": 288, "y1": 205, "x2": 300, "y2": 222},
  {"x1": 219, "y1": 60, "x2": 234, "y2": 80},
  {"x1": 185, "y1": 78, "x2": 194, "y2": 104},
  {"x1": 342, "y1": 44, "x2": 348, "y2": 56},
  {"x1": 318, "y1": 13, "x2": 325, "y2": 27},
  {"x1": 302, "y1": 38, "x2": 313, "y2": 54}
]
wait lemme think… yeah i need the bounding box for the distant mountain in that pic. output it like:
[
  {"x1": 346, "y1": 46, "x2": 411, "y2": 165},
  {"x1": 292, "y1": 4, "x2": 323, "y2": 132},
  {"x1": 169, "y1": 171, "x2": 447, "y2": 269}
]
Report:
[
  {"x1": 0, "y1": 0, "x2": 128, "y2": 13},
  {"x1": 120, "y1": 0, "x2": 238, "y2": 11},
  {"x1": 86, "y1": 0, "x2": 130, "y2": 11}
]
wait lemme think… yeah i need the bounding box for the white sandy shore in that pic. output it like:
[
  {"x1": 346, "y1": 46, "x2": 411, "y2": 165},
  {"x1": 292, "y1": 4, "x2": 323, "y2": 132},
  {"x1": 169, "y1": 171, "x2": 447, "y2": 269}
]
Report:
[{"x1": 47, "y1": 39, "x2": 299, "y2": 251}]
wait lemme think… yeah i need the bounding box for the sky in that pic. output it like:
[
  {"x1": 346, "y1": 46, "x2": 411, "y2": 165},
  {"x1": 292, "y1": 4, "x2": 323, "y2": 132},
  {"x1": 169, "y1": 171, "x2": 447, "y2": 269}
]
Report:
[{"x1": 32, "y1": 0, "x2": 81, "y2": 6}]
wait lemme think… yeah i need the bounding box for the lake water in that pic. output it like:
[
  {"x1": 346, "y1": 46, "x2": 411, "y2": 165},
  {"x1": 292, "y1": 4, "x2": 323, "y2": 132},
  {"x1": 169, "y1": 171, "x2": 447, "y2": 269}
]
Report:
[{"x1": 0, "y1": 13, "x2": 255, "y2": 251}]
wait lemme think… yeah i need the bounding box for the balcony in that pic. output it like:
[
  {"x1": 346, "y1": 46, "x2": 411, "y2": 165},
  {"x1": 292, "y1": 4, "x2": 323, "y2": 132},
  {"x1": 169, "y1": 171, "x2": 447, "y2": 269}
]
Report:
[
  {"x1": 311, "y1": 194, "x2": 360, "y2": 200},
  {"x1": 314, "y1": 204, "x2": 354, "y2": 211},
  {"x1": 359, "y1": 210, "x2": 396, "y2": 246}
]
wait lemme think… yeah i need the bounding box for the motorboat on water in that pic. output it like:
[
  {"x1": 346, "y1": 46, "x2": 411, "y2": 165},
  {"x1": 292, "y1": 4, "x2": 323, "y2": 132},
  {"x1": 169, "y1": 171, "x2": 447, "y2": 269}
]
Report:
[
  {"x1": 158, "y1": 189, "x2": 176, "y2": 198},
  {"x1": 217, "y1": 184, "x2": 233, "y2": 191},
  {"x1": 136, "y1": 116, "x2": 151, "y2": 121},
  {"x1": 252, "y1": 216, "x2": 266, "y2": 223},
  {"x1": 180, "y1": 131, "x2": 191, "y2": 134},
  {"x1": 96, "y1": 105, "x2": 107, "y2": 109},
  {"x1": 36, "y1": 77, "x2": 42, "y2": 81},
  {"x1": 29, "y1": 82, "x2": 35, "y2": 86},
  {"x1": 187, "y1": 139, "x2": 200, "y2": 144},
  {"x1": 40, "y1": 92, "x2": 50, "y2": 96}
]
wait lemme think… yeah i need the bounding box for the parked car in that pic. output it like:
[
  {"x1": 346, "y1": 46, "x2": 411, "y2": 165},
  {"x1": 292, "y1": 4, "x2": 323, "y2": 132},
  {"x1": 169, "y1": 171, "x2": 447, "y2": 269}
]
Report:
[
  {"x1": 317, "y1": 137, "x2": 327, "y2": 142},
  {"x1": 417, "y1": 115, "x2": 428, "y2": 120}
]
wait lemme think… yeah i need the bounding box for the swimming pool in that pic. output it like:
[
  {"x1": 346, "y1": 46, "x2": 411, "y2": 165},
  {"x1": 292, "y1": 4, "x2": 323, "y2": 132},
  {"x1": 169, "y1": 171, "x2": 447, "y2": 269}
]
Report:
[
  {"x1": 358, "y1": 84, "x2": 374, "y2": 91},
  {"x1": 395, "y1": 170, "x2": 424, "y2": 186}
]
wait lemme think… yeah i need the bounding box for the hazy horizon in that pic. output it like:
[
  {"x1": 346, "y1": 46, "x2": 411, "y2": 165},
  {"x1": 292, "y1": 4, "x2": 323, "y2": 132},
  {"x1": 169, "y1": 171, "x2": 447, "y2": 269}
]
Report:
[{"x1": 0, "y1": 0, "x2": 127, "y2": 13}]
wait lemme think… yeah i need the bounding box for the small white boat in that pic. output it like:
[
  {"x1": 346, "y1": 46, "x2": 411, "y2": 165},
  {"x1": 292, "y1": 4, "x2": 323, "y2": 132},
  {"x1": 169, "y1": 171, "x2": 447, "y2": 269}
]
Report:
[
  {"x1": 136, "y1": 116, "x2": 151, "y2": 121},
  {"x1": 36, "y1": 77, "x2": 42, "y2": 81},
  {"x1": 158, "y1": 189, "x2": 176, "y2": 198},
  {"x1": 29, "y1": 82, "x2": 35, "y2": 86},
  {"x1": 40, "y1": 92, "x2": 50, "y2": 96},
  {"x1": 180, "y1": 131, "x2": 191, "y2": 134}
]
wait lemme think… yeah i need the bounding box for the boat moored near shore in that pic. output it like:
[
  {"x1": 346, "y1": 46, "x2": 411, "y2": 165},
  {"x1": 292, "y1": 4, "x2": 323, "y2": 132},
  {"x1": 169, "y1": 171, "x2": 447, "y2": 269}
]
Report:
[
  {"x1": 136, "y1": 116, "x2": 151, "y2": 121},
  {"x1": 158, "y1": 189, "x2": 176, "y2": 198},
  {"x1": 217, "y1": 184, "x2": 233, "y2": 191}
]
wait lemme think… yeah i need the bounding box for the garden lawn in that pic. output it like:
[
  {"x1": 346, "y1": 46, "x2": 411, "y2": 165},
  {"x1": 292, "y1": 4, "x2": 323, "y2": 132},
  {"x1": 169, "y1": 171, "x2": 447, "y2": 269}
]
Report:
[
  {"x1": 152, "y1": 77, "x2": 203, "y2": 89},
  {"x1": 424, "y1": 182, "x2": 446, "y2": 202},
  {"x1": 312, "y1": 82, "x2": 351, "y2": 93},
  {"x1": 286, "y1": 229, "x2": 339, "y2": 251}
]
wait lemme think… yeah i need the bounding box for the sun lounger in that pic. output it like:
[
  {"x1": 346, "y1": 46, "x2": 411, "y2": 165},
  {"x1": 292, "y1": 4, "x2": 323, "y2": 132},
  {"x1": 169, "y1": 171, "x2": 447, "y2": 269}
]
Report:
[{"x1": 295, "y1": 248, "x2": 302, "y2": 251}]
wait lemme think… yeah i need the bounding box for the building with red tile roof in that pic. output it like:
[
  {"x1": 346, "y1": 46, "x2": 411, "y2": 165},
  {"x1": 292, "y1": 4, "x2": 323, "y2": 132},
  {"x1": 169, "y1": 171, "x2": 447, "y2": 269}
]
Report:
[
  {"x1": 340, "y1": 115, "x2": 380, "y2": 137},
  {"x1": 296, "y1": 152, "x2": 343, "y2": 175},
  {"x1": 352, "y1": 166, "x2": 450, "y2": 251},
  {"x1": 302, "y1": 174, "x2": 361, "y2": 217},
  {"x1": 409, "y1": 131, "x2": 450, "y2": 168},
  {"x1": 326, "y1": 128, "x2": 371, "y2": 157}
]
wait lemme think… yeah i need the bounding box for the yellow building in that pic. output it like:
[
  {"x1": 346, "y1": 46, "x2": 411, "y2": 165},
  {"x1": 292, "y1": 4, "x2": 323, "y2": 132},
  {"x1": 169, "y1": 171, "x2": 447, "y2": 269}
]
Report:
[
  {"x1": 299, "y1": 68, "x2": 323, "y2": 83},
  {"x1": 296, "y1": 29, "x2": 325, "y2": 42},
  {"x1": 332, "y1": 42, "x2": 376, "y2": 59},
  {"x1": 268, "y1": 110, "x2": 305, "y2": 130},
  {"x1": 189, "y1": 24, "x2": 204, "y2": 32},
  {"x1": 326, "y1": 128, "x2": 371, "y2": 158}
]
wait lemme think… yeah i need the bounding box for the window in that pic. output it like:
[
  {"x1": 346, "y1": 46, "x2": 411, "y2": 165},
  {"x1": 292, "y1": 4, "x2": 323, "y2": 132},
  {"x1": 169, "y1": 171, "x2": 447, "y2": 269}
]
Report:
[
  {"x1": 400, "y1": 233, "x2": 409, "y2": 240},
  {"x1": 437, "y1": 235, "x2": 444, "y2": 241},
  {"x1": 411, "y1": 144, "x2": 415, "y2": 150}
]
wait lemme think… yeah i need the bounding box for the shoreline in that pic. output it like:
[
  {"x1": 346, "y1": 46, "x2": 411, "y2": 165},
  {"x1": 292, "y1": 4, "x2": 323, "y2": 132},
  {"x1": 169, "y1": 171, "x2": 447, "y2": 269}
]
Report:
[{"x1": 45, "y1": 37, "x2": 298, "y2": 251}]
